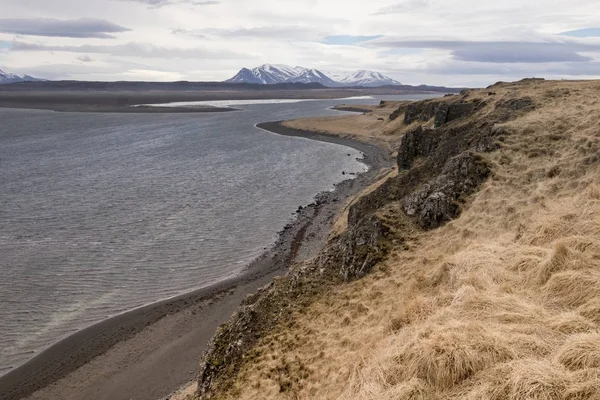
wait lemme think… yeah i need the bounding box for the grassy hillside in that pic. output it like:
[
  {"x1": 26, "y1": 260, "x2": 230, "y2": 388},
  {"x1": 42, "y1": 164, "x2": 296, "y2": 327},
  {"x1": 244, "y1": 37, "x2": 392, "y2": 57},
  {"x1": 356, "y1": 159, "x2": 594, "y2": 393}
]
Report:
[{"x1": 193, "y1": 79, "x2": 600, "y2": 399}]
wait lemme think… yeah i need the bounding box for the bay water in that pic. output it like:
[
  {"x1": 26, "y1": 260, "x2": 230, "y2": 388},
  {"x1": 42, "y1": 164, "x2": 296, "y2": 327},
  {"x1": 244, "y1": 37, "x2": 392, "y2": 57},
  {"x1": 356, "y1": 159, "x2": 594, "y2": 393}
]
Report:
[{"x1": 0, "y1": 94, "x2": 434, "y2": 374}]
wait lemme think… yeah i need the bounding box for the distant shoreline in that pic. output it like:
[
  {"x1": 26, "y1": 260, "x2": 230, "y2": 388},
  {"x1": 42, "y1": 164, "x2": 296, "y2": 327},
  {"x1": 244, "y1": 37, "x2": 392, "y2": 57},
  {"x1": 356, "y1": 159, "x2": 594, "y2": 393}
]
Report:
[
  {"x1": 255, "y1": 121, "x2": 391, "y2": 168},
  {"x1": 0, "y1": 118, "x2": 393, "y2": 400},
  {"x1": 0, "y1": 87, "x2": 450, "y2": 113}
]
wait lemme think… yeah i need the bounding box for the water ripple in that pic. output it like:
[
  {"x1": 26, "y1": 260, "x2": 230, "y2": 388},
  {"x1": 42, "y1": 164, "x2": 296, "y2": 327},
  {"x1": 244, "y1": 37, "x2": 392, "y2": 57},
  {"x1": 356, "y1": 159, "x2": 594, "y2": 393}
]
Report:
[{"x1": 0, "y1": 97, "x2": 425, "y2": 374}]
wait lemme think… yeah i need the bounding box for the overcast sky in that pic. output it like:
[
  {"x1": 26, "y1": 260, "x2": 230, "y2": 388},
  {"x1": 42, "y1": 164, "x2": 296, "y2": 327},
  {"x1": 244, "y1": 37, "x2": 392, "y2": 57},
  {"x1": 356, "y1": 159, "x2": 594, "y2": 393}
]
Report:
[{"x1": 1, "y1": 0, "x2": 599, "y2": 86}]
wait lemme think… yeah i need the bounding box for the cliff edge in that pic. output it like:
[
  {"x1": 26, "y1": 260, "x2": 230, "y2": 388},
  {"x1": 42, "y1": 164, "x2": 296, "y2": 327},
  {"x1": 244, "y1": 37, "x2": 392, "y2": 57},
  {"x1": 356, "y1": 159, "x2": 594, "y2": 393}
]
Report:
[{"x1": 193, "y1": 79, "x2": 600, "y2": 399}]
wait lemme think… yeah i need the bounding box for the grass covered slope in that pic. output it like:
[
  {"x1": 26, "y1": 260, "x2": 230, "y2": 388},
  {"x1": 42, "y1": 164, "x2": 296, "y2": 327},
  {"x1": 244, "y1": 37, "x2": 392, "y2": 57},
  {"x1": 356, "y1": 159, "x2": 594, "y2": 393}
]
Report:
[{"x1": 195, "y1": 79, "x2": 600, "y2": 399}]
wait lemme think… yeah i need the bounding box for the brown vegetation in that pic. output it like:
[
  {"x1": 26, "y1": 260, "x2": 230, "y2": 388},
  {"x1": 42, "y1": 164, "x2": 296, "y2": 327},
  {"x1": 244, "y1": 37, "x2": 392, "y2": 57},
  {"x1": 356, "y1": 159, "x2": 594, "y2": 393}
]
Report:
[
  {"x1": 195, "y1": 79, "x2": 600, "y2": 399},
  {"x1": 282, "y1": 100, "x2": 410, "y2": 152}
]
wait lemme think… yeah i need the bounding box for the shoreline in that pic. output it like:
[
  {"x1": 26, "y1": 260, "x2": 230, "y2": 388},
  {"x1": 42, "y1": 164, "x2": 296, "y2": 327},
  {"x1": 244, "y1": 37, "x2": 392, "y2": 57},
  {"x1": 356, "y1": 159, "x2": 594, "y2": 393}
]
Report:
[
  {"x1": 0, "y1": 121, "x2": 393, "y2": 400},
  {"x1": 0, "y1": 88, "x2": 448, "y2": 114},
  {"x1": 255, "y1": 121, "x2": 391, "y2": 168}
]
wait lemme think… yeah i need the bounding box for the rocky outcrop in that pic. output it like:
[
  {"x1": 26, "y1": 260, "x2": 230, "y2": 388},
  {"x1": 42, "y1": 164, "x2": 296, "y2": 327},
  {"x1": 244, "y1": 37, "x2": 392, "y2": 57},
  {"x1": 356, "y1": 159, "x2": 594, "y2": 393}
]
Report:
[
  {"x1": 447, "y1": 102, "x2": 477, "y2": 122},
  {"x1": 403, "y1": 102, "x2": 438, "y2": 124},
  {"x1": 390, "y1": 98, "x2": 483, "y2": 128},
  {"x1": 434, "y1": 105, "x2": 449, "y2": 127},
  {"x1": 396, "y1": 126, "x2": 440, "y2": 169},
  {"x1": 403, "y1": 152, "x2": 490, "y2": 229},
  {"x1": 324, "y1": 214, "x2": 390, "y2": 281},
  {"x1": 389, "y1": 100, "x2": 437, "y2": 123},
  {"x1": 434, "y1": 100, "x2": 490, "y2": 127},
  {"x1": 351, "y1": 130, "x2": 497, "y2": 232},
  {"x1": 389, "y1": 103, "x2": 408, "y2": 121}
]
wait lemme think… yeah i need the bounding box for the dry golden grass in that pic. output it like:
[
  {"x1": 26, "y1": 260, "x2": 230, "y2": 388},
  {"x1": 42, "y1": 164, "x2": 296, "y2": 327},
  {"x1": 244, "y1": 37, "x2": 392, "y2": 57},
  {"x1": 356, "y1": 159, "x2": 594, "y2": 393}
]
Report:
[
  {"x1": 281, "y1": 101, "x2": 411, "y2": 152},
  {"x1": 216, "y1": 80, "x2": 600, "y2": 399}
]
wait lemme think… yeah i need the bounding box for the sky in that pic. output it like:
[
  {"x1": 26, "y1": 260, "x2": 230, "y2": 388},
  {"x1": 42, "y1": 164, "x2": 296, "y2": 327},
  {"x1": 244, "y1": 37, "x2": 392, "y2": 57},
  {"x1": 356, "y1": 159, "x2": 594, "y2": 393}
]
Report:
[{"x1": 1, "y1": 0, "x2": 600, "y2": 87}]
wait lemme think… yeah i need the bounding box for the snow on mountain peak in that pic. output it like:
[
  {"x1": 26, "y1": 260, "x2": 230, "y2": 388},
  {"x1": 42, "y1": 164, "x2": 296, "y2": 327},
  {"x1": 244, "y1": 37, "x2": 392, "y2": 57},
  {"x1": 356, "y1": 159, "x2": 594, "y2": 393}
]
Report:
[
  {"x1": 336, "y1": 69, "x2": 401, "y2": 86},
  {"x1": 0, "y1": 68, "x2": 44, "y2": 84},
  {"x1": 225, "y1": 64, "x2": 401, "y2": 87}
]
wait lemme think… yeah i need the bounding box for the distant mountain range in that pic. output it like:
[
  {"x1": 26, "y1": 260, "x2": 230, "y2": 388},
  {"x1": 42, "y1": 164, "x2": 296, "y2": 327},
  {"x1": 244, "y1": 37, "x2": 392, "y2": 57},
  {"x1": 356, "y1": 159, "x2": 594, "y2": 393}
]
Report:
[
  {"x1": 0, "y1": 66, "x2": 462, "y2": 94},
  {"x1": 225, "y1": 64, "x2": 402, "y2": 87},
  {"x1": 0, "y1": 68, "x2": 44, "y2": 84}
]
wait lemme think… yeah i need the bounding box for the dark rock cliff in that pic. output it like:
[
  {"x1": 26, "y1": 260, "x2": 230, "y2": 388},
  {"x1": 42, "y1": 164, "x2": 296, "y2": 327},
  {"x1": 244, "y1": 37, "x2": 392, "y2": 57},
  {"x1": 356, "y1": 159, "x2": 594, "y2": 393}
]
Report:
[
  {"x1": 390, "y1": 97, "x2": 487, "y2": 128},
  {"x1": 194, "y1": 93, "x2": 536, "y2": 398}
]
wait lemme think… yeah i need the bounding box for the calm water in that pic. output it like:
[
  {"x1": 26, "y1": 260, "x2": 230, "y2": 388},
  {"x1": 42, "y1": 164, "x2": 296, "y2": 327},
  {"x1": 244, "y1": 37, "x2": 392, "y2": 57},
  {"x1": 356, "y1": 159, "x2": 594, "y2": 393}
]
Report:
[{"x1": 0, "y1": 94, "x2": 436, "y2": 375}]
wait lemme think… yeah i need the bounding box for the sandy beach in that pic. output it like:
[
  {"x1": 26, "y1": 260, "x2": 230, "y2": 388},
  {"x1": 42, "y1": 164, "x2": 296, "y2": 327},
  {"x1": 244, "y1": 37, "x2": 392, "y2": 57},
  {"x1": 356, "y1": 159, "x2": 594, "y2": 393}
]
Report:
[{"x1": 0, "y1": 120, "x2": 392, "y2": 400}]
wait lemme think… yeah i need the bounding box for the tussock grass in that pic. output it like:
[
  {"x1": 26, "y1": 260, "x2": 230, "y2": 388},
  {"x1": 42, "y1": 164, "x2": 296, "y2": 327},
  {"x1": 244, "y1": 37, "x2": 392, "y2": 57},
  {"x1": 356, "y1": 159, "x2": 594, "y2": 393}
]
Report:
[
  {"x1": 556, "y1": 332, "x2": 600, "y2": 370},
  {"x1": 388, "y1": 321, "x2": 516, "y2": 389},
  {"x1": 544, "y1": 270, "x2": 600, "y2": 309},
  {"x1": 538, "y1": 242, "x2": 571, "y2": 284},
  {"x1": 565, "y1": 368, "x2": 600, "y2": 399},
  {"x1": 343, "y1": 375, "x2": 431, "y2": 400},
  {"x1": 216, "y1": 80, "x2": 600, "y2": 399},
  {"x1": 471, "y1": 359, "x2": 571, "y2": 400}
]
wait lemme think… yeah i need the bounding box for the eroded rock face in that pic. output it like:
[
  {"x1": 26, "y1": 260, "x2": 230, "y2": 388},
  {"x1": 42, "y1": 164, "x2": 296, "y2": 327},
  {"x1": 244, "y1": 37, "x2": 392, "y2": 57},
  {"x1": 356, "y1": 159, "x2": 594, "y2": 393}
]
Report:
[
  {"x1": 434, "y1": 105, "x2": 449, "y2": 127},
  {"x1": 408, "y1": 191, "x2": 458, "y2": 228},
  {"x1": 404, "y1": 102, "x2": 437, "y2": 124},
  {"x1": 447, "y1": 102, "x2": 477, "y2": 123},
  {"x1": 335, "y1": 137, "x2": 490, "y2": 282},
  {"x1": 391, "y1": 99, "x2": 480, "y2": 127},
  {"x1": 328, "y1": 214, "x2": 389, "y2": 281},
  {"x1": 397, "y1": 126, "x2": 440, "y2": 170},
  {"x1": 403, "y1": 153, "x2": 490, "y2": 229}
]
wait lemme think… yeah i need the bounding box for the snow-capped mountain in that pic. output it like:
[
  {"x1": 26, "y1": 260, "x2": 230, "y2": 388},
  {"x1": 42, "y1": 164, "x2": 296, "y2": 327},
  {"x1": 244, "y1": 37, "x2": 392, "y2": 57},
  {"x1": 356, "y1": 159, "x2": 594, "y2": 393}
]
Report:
[
  {"x1": 225, "y1": 64, "x2": 401, "y2": 87},
  {"x1": 286, "y1": 68, "x2": 339, "y2": 87},
  {"x1": 226, "y1": 64, "x2": 305, "y2": 85},
  {"x1": 225, "y1": 67, "x2": 264, "y2": 84},
  {"x1": 0, "y1": 68, "x2": 44, "y2": 84},
  {"x1": 334, "y1": 70, "x2": 402, "y2": 87}
]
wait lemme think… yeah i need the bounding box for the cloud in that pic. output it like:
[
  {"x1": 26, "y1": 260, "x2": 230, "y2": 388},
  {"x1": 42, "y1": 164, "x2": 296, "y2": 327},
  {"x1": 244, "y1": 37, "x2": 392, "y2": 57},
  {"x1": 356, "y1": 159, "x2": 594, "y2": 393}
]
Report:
[
  {"x1": 368, "y1": 39, "x2": 600, "y2": 63},
  {"x1": 126, "y1": 0, "x2": 171, "y2": 5},
  {"x1": 122, "y1": 69, "x2": 184, "y2": 80},
  {"x1": 12, "y1": 63, "x2": 120, "y2": 79},
  {"x1": 372, "y1": 0, "x2": 429, "y2": 15},
  {"x1": 452, "y1": 42, "x2": 593, "y2": 63},
  {"x1": 77, "y1": 55, "x2": 93, "y2": 62},
  {"x1": 10, "y1": 62, "x2": 183, "y2": 81},
  {"x1": 559, "y1": 28, "x2": 600, "y2": 38},
  {"x1": 2, "y1": 0, "x2": 599, "y2": 85},
  {"x1": 425, "y1": 60, "x2": 600, "y2": 76},
  {"x1": 321, "y1": 35, "x2": 383, "y2": 46},
  {"x1": 11, "y1": 40, "x2": 246, "y2": 60},
  {"x1": 118, "y1": 0, "x2": 219, "y2": 8},
  {"x1": 173, "y1": 26, "x2": 324, "y2": 41},
  {"x1": 171, "y1": 28, "x2": 207, "y2": 38},
  {"x1": 0, "y1": 18, "x2": 130, "y2": 39}
]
